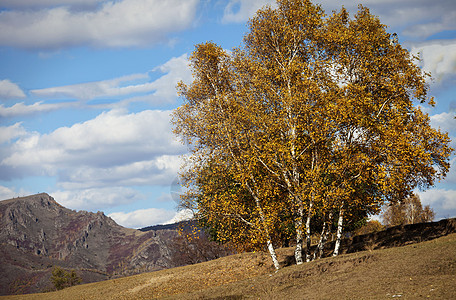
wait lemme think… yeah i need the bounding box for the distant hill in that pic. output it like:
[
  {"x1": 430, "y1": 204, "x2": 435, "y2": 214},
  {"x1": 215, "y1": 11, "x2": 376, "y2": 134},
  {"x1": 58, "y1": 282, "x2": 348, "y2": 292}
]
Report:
[{"x1": 0, "y1": 193, "x2": 228, "y2": 296}]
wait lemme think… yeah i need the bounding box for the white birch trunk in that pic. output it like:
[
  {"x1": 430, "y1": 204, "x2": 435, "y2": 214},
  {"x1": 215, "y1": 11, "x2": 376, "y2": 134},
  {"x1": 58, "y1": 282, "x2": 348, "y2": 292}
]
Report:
[
  {"x1": 305, "y1": 201, "x2": 313, "y2": 262},
  {"x1": 333, "y1": 204, "x2": 344, "y2": 257},
  {"x1": 314, "y1": 211, "x2": 333, "y2": 260},
  {"x1": 267, "y1": 239, "x2": 280, "y2": 270},
  {"x1": 245, "y1": 181, "x2": 280, "y2": 270},
  {"x1": 288, "y1": 102, "x2": 303, "y2": 266},
  {"x1": 313, "y1": 222, "x2": 325, "y2": 261},
  {"x1": 294, "y1": 217, "x2": 303, "y2": 265}
]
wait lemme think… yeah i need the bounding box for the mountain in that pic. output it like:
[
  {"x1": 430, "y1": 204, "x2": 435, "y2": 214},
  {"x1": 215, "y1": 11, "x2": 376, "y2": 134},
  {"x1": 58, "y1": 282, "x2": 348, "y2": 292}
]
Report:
[{"x1": 0, "y1": 193, "x2": 229, "y2": 296}]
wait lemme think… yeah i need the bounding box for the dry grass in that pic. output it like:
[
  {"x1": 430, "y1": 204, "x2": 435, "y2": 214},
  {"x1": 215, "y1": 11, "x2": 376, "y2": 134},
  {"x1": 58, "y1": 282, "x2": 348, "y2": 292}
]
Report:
[{"x1": 3, "y1": 233, "x2": 456, "y2": 300}]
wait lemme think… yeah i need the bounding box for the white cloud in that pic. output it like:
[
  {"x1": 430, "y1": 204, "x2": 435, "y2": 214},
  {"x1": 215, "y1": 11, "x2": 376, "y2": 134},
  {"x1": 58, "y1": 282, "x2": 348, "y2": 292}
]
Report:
[
  {"x1": 430, "y1": 112, "x2": 456, "y2": 134},
  {"x1": 0, "y1": 185, "x2": 30, "y2": 201},
  {"x1": 222, "y1": 0, "x2": 275, "y2": 23},
  {"x1": 402, "y1": 9, "x2": 456, "y2": 39},
  {"x1": 0, "y1": 0, "x2": 199, "y2": 50},
  {"x1": 410, "y1": 41, "x2": 456, "y2": 83},
  {"x1": 108, "y1": 207, "x2": 176, "y2": 228},
  {"x1": 31, "y1": 54, "x2": 191, "y2": 105},
  {"x1": 163, "y1": 208, "x2": 193, "y2": 225},
  {"x1": 0, "y1": 79, "x2": 26, "y2": 99},
  {"x1": 0, "y1": 54, "x2": 191, "y2": 118},
  {"x1": 318, "y1": 0, "x2": 456, "y2": 39},
  {"x1": 57, "y1": 155, "x2": 183, "y2": 190},
  {"x1": 1, "y1": 109, "x2": 185, "y2": 187},
  {"x1": 443, "y1": 157, "x2": 456, "y2": 185},
  {"x1": 147, "y1": 54, "x2": 193, "y2": 101},
  {"x1": 51, "y1": 187, "x2": 143, "y2": 211},
  {"x1": 0, "y1": 123, "x2": 27, "y2": 144},
  {"x1": 0, "y1": 101, "x2": 70, "y2": 117},
  {"x1": 31, "y1": 73, "x2": 150, "y2": 101},
  {"x1": 0, "y1": 0, "x2": 104, "y2": 9},
  {"x1": 418, "y1": 188, "x2": 456, "y2": 220},
  {"x1": 427, "y1": 113, "x2": 456, "y2": 186},
  {"x1": 221, "y1": 0, "x2": 456, "y2": 42}
]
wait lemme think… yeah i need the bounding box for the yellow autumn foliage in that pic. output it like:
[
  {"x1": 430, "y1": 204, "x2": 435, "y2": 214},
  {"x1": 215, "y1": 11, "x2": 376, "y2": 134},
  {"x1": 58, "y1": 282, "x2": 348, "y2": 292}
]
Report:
[{"x1": 172, "y1": 0, "x2": 452, "y2": 267}]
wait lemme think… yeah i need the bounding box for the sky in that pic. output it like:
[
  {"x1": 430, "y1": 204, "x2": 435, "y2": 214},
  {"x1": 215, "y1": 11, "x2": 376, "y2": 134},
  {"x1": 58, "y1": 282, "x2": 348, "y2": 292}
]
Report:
[{"x1": 0, "y1": 0, "x2": 455, "y2": 229}]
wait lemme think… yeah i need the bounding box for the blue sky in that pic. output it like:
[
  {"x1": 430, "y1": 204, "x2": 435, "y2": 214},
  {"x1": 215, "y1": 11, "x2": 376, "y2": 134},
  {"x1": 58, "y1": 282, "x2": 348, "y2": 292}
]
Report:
[{"x1": 0, "y1": 0, "x2": 455, "y2": 228}]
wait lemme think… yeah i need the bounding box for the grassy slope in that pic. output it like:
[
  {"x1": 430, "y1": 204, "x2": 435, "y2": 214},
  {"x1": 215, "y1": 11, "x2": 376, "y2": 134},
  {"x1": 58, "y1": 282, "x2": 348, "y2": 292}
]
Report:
[{"x1": 3, "y1": 233, "x2": 456, "y2": 300}]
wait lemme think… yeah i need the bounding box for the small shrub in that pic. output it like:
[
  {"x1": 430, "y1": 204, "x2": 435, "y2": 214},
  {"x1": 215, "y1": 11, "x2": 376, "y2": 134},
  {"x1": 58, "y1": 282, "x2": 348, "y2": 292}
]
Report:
[{"x1": 50, "y1": 267, "x2": 82, "y2": 290}]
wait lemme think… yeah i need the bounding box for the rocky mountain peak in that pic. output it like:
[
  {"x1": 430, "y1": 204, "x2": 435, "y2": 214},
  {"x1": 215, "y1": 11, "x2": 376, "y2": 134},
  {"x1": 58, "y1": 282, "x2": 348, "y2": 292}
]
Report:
[{"x1": 0, "y1": 193, "x2": 229, "y2": 296}]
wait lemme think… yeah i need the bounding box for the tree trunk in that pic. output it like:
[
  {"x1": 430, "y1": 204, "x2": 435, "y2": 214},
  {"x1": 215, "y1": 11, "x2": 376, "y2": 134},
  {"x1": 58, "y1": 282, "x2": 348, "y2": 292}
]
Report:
[
  {"x1": 245, "y1": 180, "x2": 280, "y2": 270},
  {"x1": 267, "y1": 239, "x2": 280, "y2": 270},
  {"x1": 314, "y1": 211, "x2": 333, "y2": 260},
  {"x1": 305, "y1": 201, "x2": 313, "y2": 262},
  {"x1": 294, "y1": 218, "x2": 304, "y2": 265},
  {"x1": 333, "y1": 203, "x2": 344, "y2": 257}
]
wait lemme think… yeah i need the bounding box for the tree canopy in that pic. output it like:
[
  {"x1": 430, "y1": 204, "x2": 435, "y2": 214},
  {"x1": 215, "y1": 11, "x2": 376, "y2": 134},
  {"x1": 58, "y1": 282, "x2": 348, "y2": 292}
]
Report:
[
  {"x1": 172, "y1": 0, "x2": 452, "y2": 269},
  {"x1": 382, "y1": 193, "x2": 435, "y2": 227}
]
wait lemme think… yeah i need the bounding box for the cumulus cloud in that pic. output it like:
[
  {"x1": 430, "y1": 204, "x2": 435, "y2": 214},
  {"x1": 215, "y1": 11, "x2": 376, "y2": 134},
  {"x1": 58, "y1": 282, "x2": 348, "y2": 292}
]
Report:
[
  {"x1": 410, "y1": 41, "x2": 456, "y2": 83},
  {"x1": 318, "y1": 0, "x2": 456, "y2": 39},
  {"x1": 31, "y1": 54, "x2": 191, "y2": 105},
  {"x1": 108, "y1": 207, "x2": 177, "y2": 228},
  {"x1": 418, "y1": 188, "x2": 456, "y2": 220},
  {"x1": 163, "y1": 208, "x2": 193, "y2": 225},
  {"x1": 0, "y1": 79, "x2": 26, "y2": 99},
  {"x1": 0, "y1": 123, "x2": 27, "y2": 144},
  {"x1": 221, "y1": 1, "x2": 456, "y2": 41},
  {"x1": 146, "y1": 54, "x2": 192, "y2": 101},
  {"x1": 51, "y1": 187, "x2": 143, "y2": 211},
  {"x1": 1, "y1": 109, "x2": 185, "y2": 184},
  {"x1": 0, "y1": 0, "x2": 199, "y2": 50},
  {"x1": 430, "y1": 112, "x2": 456, "y2": 134}
]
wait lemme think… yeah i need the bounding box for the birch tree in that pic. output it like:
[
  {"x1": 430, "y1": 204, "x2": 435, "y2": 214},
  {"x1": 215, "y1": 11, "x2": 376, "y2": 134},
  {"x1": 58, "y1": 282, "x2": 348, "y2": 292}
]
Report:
[
  {"x1": 323, "y1": 6, "x2": 452, "y2": 256},
  {"x1": 173, "y1": 43, "x2": 284, "y2": 269},
  {"x1": 382, "y1": 193, "x2": 435, "y2": 227},
  {"x1": 172, "y1": 0, "x2": 452, "y2": 267}
]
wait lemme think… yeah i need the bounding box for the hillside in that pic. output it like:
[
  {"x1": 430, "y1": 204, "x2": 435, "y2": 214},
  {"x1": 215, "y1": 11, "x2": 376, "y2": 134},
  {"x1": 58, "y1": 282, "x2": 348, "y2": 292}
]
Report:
[
  {"x1": 1, "y1": 193, "x2": 454, "y2": 298},
  {"x1": 0, "y1": 193, "x2": 228, "y2": 295},
  {"x1": 2, "y1": 231, "x2": 455, "y2": 299}
]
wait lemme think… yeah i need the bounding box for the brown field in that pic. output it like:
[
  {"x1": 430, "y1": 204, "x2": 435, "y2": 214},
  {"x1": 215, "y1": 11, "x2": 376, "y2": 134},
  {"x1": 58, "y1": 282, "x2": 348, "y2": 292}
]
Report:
[{"x1": 2, "y1": 231, "x2": 455, "y2": 300}]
